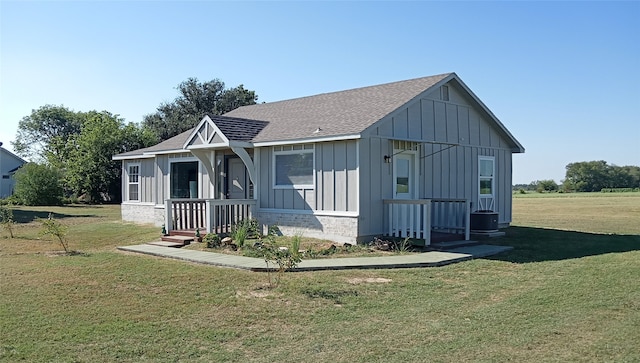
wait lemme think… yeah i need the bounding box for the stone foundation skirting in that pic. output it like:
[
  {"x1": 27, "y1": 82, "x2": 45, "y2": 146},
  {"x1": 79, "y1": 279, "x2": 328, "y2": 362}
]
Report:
[
  {"x1": 121, "y1": 203, "x2": 165, "y2": 227},
  {"x1": 256, "y1": 210, "x2": 359, "y2": 244}
]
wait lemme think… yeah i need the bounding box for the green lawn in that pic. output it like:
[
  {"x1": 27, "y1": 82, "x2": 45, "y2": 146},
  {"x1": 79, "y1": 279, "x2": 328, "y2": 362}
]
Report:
[{"x1": 1, "y1": 197, "x2": 639, "y2": 362}]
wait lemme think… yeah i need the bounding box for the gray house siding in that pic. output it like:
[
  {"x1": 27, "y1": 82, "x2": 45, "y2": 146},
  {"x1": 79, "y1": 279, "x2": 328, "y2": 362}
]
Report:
[
  {"x1": 358, "y1": 82, "x2": 516, "y2": 237},
  {"x1": 122, "y1": 159, "x2": 155, "y2": 204},
  {"x1": 257, "y1": 140, "x2": 358, "y2": 213},
  {"x1": 0, "y1": 150, "x2": 26, "y2": 198},
  {"x1": 357, "y1": 137, "x2": 393, "y2": 237}
]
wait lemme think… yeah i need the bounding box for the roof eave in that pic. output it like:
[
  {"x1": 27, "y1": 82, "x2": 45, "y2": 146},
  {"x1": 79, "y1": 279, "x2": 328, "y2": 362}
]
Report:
[{"x1": 253, "y1": 133, "x2": 361, "y2": 147}]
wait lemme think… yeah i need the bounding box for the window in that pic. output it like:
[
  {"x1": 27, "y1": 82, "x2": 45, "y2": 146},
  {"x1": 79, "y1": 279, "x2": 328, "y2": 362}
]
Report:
[
  {"x1": 127, "y1": 164, "x2": 140, "y2": 201},
  {"x1": 170, "y1": 161, "x2": 199, "y2": 198},
  {"x1": 273, "y1": 144, "x2": 314, "y2": 188},
  {"x1": 479, "y1": 156, "x2": 495, "y2": 196}
]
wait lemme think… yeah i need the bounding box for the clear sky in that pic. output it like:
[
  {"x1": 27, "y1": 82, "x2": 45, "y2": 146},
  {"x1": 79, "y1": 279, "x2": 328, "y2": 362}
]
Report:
[{"x1": 1, "y1": 1, "x2": 638, "y2": 184}]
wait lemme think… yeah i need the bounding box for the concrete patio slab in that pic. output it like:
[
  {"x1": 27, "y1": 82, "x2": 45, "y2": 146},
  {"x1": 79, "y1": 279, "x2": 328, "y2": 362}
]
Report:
[{"x1": 117, "y1": 244, "x2": 513, "y2": 272}]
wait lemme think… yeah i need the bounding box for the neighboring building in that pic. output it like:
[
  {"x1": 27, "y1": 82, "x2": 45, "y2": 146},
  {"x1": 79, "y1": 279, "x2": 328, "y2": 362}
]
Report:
[
  {"x1": 114, "y1": 73, "x2": 524, "y2": 244},
  {"x1": 0, "y1": 142, "x2": 27, "y2": 198}
]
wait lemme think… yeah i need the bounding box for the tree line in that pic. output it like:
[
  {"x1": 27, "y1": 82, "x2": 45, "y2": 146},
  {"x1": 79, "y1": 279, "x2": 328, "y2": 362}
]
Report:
[
  {"x1": 8, "y1": 78, "x2": 258, "y2": 205},
  {"x1": 515, "y1": 161, "x2": 640, "y2": 193}
]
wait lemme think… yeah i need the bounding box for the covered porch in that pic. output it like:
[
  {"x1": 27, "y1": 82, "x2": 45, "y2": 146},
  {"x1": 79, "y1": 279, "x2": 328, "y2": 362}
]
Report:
[
  {"x1": 163, "y1": 115, "x2": 264, "y2": 235},
  {"x1": 383, "y1": 198, "x2": 471, "y2": 246}
]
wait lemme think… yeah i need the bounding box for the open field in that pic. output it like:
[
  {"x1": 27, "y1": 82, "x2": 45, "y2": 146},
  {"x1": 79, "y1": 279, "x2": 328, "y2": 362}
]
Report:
[
  {"x1": 1, "y1": 196, "x2": 639, "y2": 362},
  {"x1": 513, "y1": 191, "x2": 640, "y2": 235}
]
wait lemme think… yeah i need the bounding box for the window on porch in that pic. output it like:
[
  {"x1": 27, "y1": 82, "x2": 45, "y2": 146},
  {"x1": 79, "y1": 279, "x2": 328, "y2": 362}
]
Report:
[{"x1": 170, "y1": 161, "x2": 199, "y2": 198}]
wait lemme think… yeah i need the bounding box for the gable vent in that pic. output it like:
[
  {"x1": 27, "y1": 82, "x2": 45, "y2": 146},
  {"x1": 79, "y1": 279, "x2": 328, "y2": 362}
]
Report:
[{"x1": 441, "y1": 85, "x2": 450, "y2": 101}]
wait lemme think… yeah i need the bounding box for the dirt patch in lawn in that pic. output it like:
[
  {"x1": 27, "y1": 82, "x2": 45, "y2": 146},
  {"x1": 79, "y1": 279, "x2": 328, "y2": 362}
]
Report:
[{"x1": 347, "y1": 277, "x2": 393, "y2": 284}]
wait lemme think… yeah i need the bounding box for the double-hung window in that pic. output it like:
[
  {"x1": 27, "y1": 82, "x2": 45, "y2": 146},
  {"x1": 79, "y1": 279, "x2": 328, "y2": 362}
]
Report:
[
  {"x1": 479, "y1": 156, "x2": 495, "y2": 197},
  {"x1": 127, "y1": 163, "x2": 140, "y2": 201},
  {"x1": 273, "y1": 144, "x2": 314, "y2": 189}
]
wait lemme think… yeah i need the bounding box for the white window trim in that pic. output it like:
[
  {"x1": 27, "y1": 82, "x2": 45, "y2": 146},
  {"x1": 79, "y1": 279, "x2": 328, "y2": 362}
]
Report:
[
  {"x1": 272, "y1": 145, "x2": 315, "y2": 190},
  {"x1": 478, "y1": 156, "x2": 495, "y2": 197},
  {"x1": 168, "y1": 157, "x2": 200, "y2": 199},
  {"x1": 126, "y1": 162, "x2": 140, "y2": 202}
]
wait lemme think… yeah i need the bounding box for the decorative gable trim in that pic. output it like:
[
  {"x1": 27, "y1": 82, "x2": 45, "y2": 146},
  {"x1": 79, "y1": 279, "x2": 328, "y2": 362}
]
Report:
[{"x1": 183, "y1": 116, "x2": 230, "y2": 149}]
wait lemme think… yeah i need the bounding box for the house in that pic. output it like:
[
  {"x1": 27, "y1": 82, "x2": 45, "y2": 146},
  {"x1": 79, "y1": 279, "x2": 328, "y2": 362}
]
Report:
[
  {"x1": 114, "y1": 73, "x2": 524, "y2": 244},
  {"x1": 0, "y1": 142, "x2": 27, "y2": 198}
]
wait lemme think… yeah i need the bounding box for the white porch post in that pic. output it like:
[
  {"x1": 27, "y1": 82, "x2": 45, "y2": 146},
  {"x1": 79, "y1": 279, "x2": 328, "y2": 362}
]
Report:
[
  {"x1": 165, "y1": 199, "x2": 172, "y2": 233},
  {"x1": 465, "y1": 199, "x2": 471, "y2": 241}
]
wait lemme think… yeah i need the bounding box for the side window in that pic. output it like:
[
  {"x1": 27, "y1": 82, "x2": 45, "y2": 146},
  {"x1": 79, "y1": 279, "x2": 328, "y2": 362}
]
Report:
[
  {"x1": 479, "y1": 156, "x2": 494, "y2": 197},
  {"x1": 128, "y1": 164, "x2": 140, "y2": 201}
]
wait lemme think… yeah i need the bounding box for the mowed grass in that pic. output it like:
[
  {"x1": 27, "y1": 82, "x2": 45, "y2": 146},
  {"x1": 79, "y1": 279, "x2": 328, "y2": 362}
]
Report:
[{"x1": 1, "y1": 197, "x2": 639, "y2": 362}]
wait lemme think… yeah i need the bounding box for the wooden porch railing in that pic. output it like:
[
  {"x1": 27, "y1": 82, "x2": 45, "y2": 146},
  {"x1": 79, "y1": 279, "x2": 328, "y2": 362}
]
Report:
[
  {"x1": 431, "y1": 198, "x2": 471, "y2": 241},
  {"x1": 383, "y1": 198, "x2": 471, "y2": 245},
  {"x1": 383, "y1": 199, "x2": 432, "y2": 245},
  {"x1": 165, "y1": 199, "x2": 256, "y2": 234},
  {"x1": 167, "y1": 199, "x2": 207, "y2": 231}
]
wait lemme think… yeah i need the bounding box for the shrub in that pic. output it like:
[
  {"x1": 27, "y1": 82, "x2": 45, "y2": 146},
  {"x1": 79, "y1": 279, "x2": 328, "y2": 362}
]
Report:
[
  {"x1": 13, "y1": 163, "x2": 64, "y2": 206},
  {"x1": 258, "y1": 225, "x2": 302, "y2": 287},
  {"x1": 203, "y1": 233, "x2": 221, "y2": 248},
  {"x1": 230, "y1": 218, "x2": 260, "y2": 248},
  {"x1": 39, "y1": 213, "x2": 69, "y2": 252},
  {"x1": 0, "y1": 205, "x2": 15, "y2": 238}
]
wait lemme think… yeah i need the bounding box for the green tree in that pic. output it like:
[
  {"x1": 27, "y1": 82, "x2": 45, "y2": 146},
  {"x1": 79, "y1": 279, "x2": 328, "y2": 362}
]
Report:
[
  {"x1": 534, "y1": 179, "x2": 559, "y2": 193},
  {"x1": 143, "y1": 78, "x2": 258, "y2": 141},
  {"x1": 65, "y1": 111, "x2": 156, "y2": 202},
  {"x1": 13, "y1": 163, "x2": 64, "y2": 206},
  {"x1": 12, "y1": 105, "x2": 156, "y2": 203},
  {"x1": 564, "y1": 161, "x2": 611, "y2": 192},
  {"x1": 564, "y1": 161, "x2": 640, "y2": 192},
  {"x1": 12, "y1": 105, "x2": 83, "y2": 162}
]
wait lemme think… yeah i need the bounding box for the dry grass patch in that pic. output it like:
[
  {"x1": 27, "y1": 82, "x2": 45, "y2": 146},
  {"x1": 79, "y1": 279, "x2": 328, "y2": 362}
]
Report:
[{"x1": 347, "y1": 277, "x2": 392, "y2": 284}]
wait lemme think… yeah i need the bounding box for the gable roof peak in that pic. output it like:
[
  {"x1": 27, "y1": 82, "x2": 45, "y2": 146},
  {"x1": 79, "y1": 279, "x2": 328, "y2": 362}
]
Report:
[{"x1": 225, "y1": 73, "x2": 454, "y2": 142}]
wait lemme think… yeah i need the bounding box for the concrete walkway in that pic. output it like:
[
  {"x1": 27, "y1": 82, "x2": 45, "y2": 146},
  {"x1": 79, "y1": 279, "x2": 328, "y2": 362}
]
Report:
[{"x1": 117, "y1": 243, "x2": 513, "y2": 272}]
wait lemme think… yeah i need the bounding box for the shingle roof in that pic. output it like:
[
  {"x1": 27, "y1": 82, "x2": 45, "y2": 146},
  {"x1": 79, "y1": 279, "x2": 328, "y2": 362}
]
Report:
[
  {"x1": 115, "y1": 128, "x2": 194, "y2": 157},
  {"x1": 225, "y1": 73, "x2": 452, "y2": 142},
  {"x1": 208, "y1": 116, "x2": 268, "y2": 142},
  {"x1": 115, "y1": 73, "x2": 463, "y2": 158}
]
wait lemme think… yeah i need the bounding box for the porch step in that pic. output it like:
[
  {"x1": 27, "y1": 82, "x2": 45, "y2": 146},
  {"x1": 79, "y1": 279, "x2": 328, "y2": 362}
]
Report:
[
  {"x1": 147, "y1": 241, "x2": 186, "y2": 248},
  {"x1": 160, "y1": 235, "x2": 194, "y2": 245},
  {"x1": 430, "y1": 240, "x2": 480, "y2": 251},
  {"x1": 169, "y1": 229, "x2": 201, "y2": 237}
]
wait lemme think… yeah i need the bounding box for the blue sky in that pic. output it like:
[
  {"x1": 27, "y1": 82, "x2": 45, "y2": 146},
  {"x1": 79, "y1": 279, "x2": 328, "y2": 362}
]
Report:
[{"x1": 1, "y1": 1, "x2": 638, "y2": 184}]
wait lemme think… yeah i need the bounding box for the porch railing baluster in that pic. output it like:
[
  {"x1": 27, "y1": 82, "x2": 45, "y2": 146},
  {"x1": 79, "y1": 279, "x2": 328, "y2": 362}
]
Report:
[
  {"x1": 384, "y1": 198, "x2": 469, "y2": 245},
  {"x1": 166, "y1": 199, "x2": 256, "y2": 236}
]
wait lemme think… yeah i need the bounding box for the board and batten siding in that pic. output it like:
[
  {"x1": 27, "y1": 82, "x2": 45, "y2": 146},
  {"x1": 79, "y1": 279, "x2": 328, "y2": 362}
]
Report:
[
  {"x1": 257, "y1": 140, "x2": 358, "y2": 212},
  {"x1": 358, "y1": 82, "x2": 515, "y2": 236},
  {"x1": 122, "y1": 159, "x2": 155, "y2": 203}
]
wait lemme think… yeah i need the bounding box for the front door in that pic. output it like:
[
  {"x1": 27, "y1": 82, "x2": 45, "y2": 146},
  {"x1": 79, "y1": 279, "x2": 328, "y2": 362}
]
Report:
[
  {"x1": 227, "y1": 157, "x2": 247, "y2": 199},
  {"x1": 393, "y1": 153, "x2": 415, "y2": 199}
]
